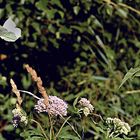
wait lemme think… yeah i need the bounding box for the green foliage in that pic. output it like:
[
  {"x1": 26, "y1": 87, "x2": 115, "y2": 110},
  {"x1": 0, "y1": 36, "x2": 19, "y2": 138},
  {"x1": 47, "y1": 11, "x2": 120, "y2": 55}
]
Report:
[
  {"x1": 1, "y1": 0, "x2": 140, "y2": 139},
  {"x1": 119, "y1": 67, "x2": 140, "y2": 88}
]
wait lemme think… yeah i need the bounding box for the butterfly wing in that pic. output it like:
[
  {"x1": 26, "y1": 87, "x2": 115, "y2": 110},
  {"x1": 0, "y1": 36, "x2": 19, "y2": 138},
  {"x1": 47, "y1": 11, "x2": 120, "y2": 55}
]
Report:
[
  {"x1": 0, "y1": 25, "x2": 17, "y2": 42},
  {"x1": 3, "y1": 18, "x2": 21, "y2": 39},
  {"x1": 3, "y1": 18, "x2": 16, "y2": 29}
]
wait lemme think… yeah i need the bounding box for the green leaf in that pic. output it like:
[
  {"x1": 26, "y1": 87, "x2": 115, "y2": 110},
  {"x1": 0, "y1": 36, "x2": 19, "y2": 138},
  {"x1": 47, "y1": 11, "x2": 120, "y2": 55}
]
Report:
[
  {"x1": 51, "y1": 0, "x2": 63, "y2": 9},
  {"x1": 106, "y1": 4, "x2": 113, "y2": 16},
  {"x1": 73, "y1": 6, "x2": 80, "y2": 15},
  {"x1": 119, "y1": 67, "x2": 140, "y2": 88},
  {"x1": 73, "y1": 96, "x2": 79, "y2": 109},
  {"x1": 134, "y1": 72, "x2": 140, "y2": 77},
  {"x1": 71, "y1": 25, "x2": 85, "y2": 33},
  {"x1": 116, "y1": 8, "x2": 128, "y2": 18},
  {"x1": 35, "y1": 0, "x2": 48, "y2": 11},
  {"x1": 46, "y1": 9, "x2": 56, "y2": 19},
  {"x1": 59, "y1": 134, "x2": 80, "y2": 140},
  {"x1": 4, "y1": 124, "x2": 13, "y2": 131},
  {"x1": 59, "y1": 26, "x2": 72, "y2": 34},
  {"x1": 0, "y1": 134, "x2": 5, "y2": 140}
]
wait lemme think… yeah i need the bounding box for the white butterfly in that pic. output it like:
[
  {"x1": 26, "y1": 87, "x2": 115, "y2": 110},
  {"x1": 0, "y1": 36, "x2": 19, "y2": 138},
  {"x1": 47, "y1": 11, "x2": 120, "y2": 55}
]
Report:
[{"x1": 0, "y1": 18, "x2": 21, "y2": 42}]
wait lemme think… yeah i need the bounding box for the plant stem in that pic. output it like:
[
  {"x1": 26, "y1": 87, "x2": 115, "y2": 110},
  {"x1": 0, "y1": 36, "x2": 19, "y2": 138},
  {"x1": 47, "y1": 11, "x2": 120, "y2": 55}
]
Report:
[
  {"x1": 92, "y1": 113, "x2": 104, "y2": 122},
  {"x1": 103, "y1": 0, "x2": 140, "y2": 16},
  {"x1": 119, "y1": 3, "x2": 140, "y2": 15},
  {"x1": 31, "y1": 119, "x2": 49, "y2": 140},
  {"x1": 19, "y1": 90, "x2": 41, "y2": 100},
  {"x1": 125, "y1": 90, "x2": 140, "y2": 94},
  {"x1": 48, "y1": 114, "x2": 54, "y2": 140},
  {"x1": 109, "y1": 131, "x2": 114, "y2": 138},
  {"x1": 55, "y1": 116, "x2": 71, "y2": 139},
  {"x1": 61, "y1": 116, "x2": 82, "y2": 140}
]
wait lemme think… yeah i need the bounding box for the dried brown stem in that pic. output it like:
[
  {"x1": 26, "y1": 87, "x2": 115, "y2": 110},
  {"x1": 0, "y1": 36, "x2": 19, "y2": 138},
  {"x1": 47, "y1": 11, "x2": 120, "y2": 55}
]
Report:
[
  {"x1": 24, "y1": 64, "x2": 49, "y2": 106},
  {"x1": 10, "y1": 79, "x2": 22, "y2": 108}
]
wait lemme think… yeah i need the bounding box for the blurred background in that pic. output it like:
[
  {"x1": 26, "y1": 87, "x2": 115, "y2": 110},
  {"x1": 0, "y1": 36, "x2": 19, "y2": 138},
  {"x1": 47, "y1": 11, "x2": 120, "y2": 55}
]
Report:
[{"x1": 1, "y1": 0, "x2": 140, "y2": 139}]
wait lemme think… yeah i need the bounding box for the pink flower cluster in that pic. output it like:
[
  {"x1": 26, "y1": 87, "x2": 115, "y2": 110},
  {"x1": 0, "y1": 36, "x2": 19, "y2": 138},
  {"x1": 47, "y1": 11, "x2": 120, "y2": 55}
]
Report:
[
  {"x1": 79, "y1": 98, "x2": 94, "y2": 112},
  {"x1": 35, "y1": 95, "x2": 68, "y2": 117}
]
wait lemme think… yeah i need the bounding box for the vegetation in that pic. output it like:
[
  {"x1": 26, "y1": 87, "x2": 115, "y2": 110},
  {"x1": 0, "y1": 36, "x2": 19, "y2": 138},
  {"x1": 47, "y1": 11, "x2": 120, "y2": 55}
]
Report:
[{"x1": 1, "y1": 0, "x2": 140, "y2": 139}]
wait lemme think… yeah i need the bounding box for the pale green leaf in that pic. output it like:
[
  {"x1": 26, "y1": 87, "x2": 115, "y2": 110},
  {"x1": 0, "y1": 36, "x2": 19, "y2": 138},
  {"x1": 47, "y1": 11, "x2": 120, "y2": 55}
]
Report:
[
  {"x1": 119, "y1": 67, "x2": 140, "y2": 88},
  {"x1": 35, "y1": 0, "x2": 47, "y2": 11}
]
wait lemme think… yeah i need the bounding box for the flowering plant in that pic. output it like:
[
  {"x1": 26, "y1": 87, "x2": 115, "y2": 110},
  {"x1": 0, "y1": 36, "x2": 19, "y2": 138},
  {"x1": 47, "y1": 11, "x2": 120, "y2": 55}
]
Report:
[{"x1": 9, "y1": 65, "x2": 131, "y2": 140}]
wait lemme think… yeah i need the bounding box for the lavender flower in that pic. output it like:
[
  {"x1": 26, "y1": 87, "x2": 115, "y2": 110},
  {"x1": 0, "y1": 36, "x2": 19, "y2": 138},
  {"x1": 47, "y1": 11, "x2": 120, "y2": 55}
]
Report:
[
  {"x1": 78, "y1": 98, "x2": 94, "y2": 116},
  {"x1": 79, "y1": 98, "x2": 90, "y2": 106},
  {"x1": 35, "y1": 96, "x2": 68, "y2": 117},
  {"x1": 12, "y1": 114, "x2": 21, "y2": 127}
]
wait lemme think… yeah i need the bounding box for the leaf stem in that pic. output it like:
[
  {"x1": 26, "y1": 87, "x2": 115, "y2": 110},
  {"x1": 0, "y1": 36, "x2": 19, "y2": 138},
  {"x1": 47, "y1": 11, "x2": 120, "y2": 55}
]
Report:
[
  {"x1": 103, "y1": 0, "x2": 140, "y2": 16},
  {"x1": 48, "y1": 114, "x2": 54, "y2": 140},
  {"x1": 55, "y1": 116, "x2": 71, "y2": 139},
  {"x1": 19, "y1": 90, "x2": 41, "y2": 100},
  {"x1": 31, "y1": 119, "x2": 49, "y2": 140},
  {"x1": 61, "y1": 116, "x2": 82, "y2": 139},
  {"x1": 125, "y1": 90, "x2": 140, "y2": 94}
]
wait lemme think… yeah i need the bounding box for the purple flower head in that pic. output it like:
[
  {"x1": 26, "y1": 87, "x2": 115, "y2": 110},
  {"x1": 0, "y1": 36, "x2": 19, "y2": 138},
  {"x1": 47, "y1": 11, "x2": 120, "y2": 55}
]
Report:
[
  {"x1": 12, "y1": 114, "x2": 21, "y2": 127},
  {"x1": 12, "y1": 108, "x2": 28, "y2": 127},
  {"x1": 35, "y1": 95, "x2": 68, "y2": 117},
  {"x1": 79, "y1": 98, "x2": 90, "y2": 107}
]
